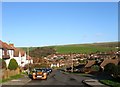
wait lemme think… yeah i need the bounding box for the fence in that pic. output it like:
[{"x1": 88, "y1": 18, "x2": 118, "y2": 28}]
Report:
[{"x1": 0, "y1": 68, "x2": 20, "y2": 79}]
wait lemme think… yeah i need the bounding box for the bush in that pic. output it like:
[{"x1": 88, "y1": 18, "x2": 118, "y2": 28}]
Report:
[
  {"x1": 8, "y1": 58, "x2": 18, "y2": 70},
  {"x1": 91, "y1": 65, "x2": 100, "y2": 71},
  {"x1": 117, "y1": 65, "x2": 120, "y2": 76},
  {"x1": 0, "y1": 58, "x2": 6, "y2": 69},
  {"x1": 104, "y1": 63, "x2": 116, "y2": 74},
  {"x1": 29, "y1": 47, "x2": 56, "y2": 58},
  {"x1": 113, "y1": 65, "x2": 120, "y2": 78}
]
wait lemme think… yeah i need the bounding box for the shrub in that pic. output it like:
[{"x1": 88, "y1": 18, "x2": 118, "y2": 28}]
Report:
[
  {"x1": 104, "y1": 63, "x2": 116, "y2": 75},
  {"x1": 117, "y1": 65, "x2": 120, "y2": 76},
  {"x1": 0, "y1": 58, "x2": 6, "y2": 69},
  {"x1": 29, "y1": 47, "x2": 56, "y2": 58},
  {"x1": 91, "y1": 65, "x2": 100, "y2": 71},
  {"x1": 8, "y1": 58, "x2": 18, "y2": 70}
]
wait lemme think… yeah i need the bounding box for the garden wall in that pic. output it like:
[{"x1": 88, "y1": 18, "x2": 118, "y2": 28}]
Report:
[{"x1": 1, "y1": 68, "x2": 20, "y2": 79}]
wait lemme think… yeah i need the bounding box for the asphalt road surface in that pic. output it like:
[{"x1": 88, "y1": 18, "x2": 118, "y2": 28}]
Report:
[{"x1": 23, "y1": 70, "x2": 90, "y2": 87}]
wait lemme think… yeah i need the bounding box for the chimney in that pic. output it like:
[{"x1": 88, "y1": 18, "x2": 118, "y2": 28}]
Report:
[{"x1": 9, "y1": 44, "x2": 14, "y2": 47}]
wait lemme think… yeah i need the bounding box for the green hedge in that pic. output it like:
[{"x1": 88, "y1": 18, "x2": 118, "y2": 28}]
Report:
[
  {"x1": 8, "y1": 58, "x2": 18, "y2": 70},
  {"x1": 91, "y1": 65, "x2": 100, "y2": 71},
  {"x1": 104, "y1": 63, "x2": 120, "y2": 78},
  {"x1": 0, "y1": 58, "x2": 6, "y2": 69}
]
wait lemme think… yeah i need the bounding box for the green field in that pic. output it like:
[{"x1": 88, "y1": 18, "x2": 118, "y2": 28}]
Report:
[
  {"x1": 19, "y1": 42, "x2": 119, "y2": 54},
  {"x1": 54, "y1": 44, "x2": 117, "y2": 54}
]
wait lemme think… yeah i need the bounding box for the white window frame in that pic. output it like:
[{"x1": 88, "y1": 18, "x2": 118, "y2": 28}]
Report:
[
  {"x1": 2, "y1": 50, "x2": 4, "y2": 55},
  {"x1": 7, "y1": 50, "x2": 9, "y2": 55}
]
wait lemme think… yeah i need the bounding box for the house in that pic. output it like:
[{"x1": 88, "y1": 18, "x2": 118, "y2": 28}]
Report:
[
  {"x1": 9, "y1": 44, "x2": 33, "y2": 67},
  {"x1": 26, "y1": 55, "x2": 33, "y2": 65},
  {"x1": 83, "y1": 60, "x2": 96, "y2": 73},
  {"x1": 85, "y1": 60, "x2": 96, "y2": 68},
  {"x1": 100, "y1": 59, "x2": 119, "y2": 70},
  {"x1": 0, "y1": 40, "x2": 14, "y2": 66},
  {"x1": 0, "y1": 40, "x2": 33, "y2": 68}
]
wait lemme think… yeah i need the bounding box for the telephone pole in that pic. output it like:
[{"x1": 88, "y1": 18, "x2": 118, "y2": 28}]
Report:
[
  {"x1": 71, "y1": 53, "x2": 74, "y2": 72},
  {"x1": 27, "y1": 47, "x2": 30, "y2": 74}
]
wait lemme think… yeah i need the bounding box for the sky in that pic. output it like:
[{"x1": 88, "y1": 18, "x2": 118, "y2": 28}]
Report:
[{"x1": 2, "y1": 2, "x2": 118, "y2": 47}]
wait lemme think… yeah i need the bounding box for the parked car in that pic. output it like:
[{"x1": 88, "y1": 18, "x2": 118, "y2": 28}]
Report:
[
  {"x1": 30, "y1": 68, "x2": 47, "y2": 80},
  {"x1": 42, "y1": 68, "x2": 52, "y2": 74},
  {"x1": 46, "y1": 68, "x2": 52, "y2": 73}
]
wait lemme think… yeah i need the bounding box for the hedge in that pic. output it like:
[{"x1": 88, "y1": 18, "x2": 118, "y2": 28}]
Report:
[
  {"x1": 0, "y1": 58, "x2": 6, "y2": 69},
  {"x1": 8, "y1": 58, "x2": 18, "y2": 70}
]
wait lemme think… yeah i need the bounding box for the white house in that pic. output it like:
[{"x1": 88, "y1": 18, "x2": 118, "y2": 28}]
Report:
[
  {"x1": 0, "y1": 42, "x2": 2, "y2": 58},
  {"x1": 0, "y1": 40, "x2": 14, "y2": 67},
  {"x1": 9, "y1": 44, "x2": 33, "y2": 67},
  {"x1": 0, "y1": 40, "x2": 33, "y2": 68}
]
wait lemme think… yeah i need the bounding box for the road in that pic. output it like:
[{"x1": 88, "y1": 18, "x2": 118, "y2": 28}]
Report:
[
  {"x1": 2, "y1": 70, "x2": 92, "y2": 87},
  {"x1": 23, "y1": 70, "x2": 90, "y2": 86}
]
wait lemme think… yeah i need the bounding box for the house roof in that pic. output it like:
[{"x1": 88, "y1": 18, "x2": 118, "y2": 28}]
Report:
[
  {"x1": 0, "y1": 40, "x2": 12, "y2": 59},
  {"x1": 100, "y1": 59, "x2": 119, "y2": 68},
  {"x1": 0, "y1": 40, "x2": 13, "y2": 50},
  {"x1": 0, "y1": 40, "x2": 2, "y2": 48},
  {"x1": 9, "y1": 44, "x2": 25, "y2": 57},
  {"x1": 3, "y1": 42, "x2": 13, "y2": 50},
  {"x1": 26, "y1": 55, "x2": 32, "y2": 60},
  {"x1": 85, "y1": 60, "x2": 96, "y2": 68},
  {"x1": 14, "y1": 48, "x2": 25, "y2": 57}
]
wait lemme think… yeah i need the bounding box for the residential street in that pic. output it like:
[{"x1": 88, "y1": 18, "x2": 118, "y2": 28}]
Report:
[
  {"x1": 2, "y1": 70, "x2": 92, "y2": 87},
  {"x1": 24, "y1": 70, "x2": 91, "y2": 86}
]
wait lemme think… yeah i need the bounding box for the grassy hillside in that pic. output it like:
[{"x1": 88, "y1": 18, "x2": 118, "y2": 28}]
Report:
[
  {"x1": 54, "y1": 42, "x2": 119, "y2": 54},
  {"x1": 18, "y1": 42, "x2": 119, "y2": 54},
  {"x1": 54, "y1": 44, "x2": 114, "y2": 54}
]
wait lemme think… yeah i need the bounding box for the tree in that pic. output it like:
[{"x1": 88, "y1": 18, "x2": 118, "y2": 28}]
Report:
[
  {"x1": 91, "y1": 65, "x2": 100, "y2": 71},
  {"x1": 0, "y1": 58, "x2": 6, "y2": 69},
  {"x1": 104, "y1": 63, "x2": 116, "y2": 75},
  {"x1": 8, "y1": 58, "x2": 18, "y2": 70},
  {"x1": 113, "y1": 65, "x2": 120, "y2": 78},
  {"x1": 117, "y1": 65, "x2": 120, "y2": 77},
  {"x1": 30, "y1": 47, "x2": 56, "y2": 58}
]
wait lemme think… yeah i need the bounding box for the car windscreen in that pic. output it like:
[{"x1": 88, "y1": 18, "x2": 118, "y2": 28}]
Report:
[{"x1": 35, "y1": 69, "x2": 42, "y2": 72}]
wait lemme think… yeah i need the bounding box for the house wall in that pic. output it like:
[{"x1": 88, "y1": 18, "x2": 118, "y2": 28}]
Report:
[
  {"x1": 57, "y1": 63, "x2": 60, "y2": 67},
  {"x1": 21, "y1": 55, "x2": 27, "y2": 67},
  {"x1": 8, "y1": 50, "x2": 14, "y2": 58},
  {"x1": 4, "y1": 59, "x2": 11, "y2": 67},
  {"x1": 5, "y1": 57, "x2": 22, "y2": 67},
  {"x1": 14, "y1": 57, "x2": 22, "y2": 66},
  {"x1": 25, "y1": 60, "x2": 33, "y2": 67},
  {"x1": 0, "y1": 49, "x2": 2, "y2": 58}
]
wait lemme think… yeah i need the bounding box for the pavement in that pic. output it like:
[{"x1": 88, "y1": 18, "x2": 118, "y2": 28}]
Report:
[
  {"x1": 83, "y1": 79, "x2": 109, "y2": 87},
  {"x1": 1, "y1": 74, "x2": 31, "y2": 86}
]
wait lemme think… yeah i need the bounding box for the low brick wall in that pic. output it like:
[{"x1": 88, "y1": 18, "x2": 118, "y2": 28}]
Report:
[{"x1": 1, "y1": 68, "x2": 20, "y2": 79}]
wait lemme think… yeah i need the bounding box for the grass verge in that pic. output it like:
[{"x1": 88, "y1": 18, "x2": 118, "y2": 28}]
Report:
[
  {"x1": 100, "y1": 79, "x2": 120, "y2": 87},
  {"x1": 62, "y1": 71, "x2": 92, "y2": 77},
  {"x1": 0, "y1": 74, "x2": 24, "y2": 83}
]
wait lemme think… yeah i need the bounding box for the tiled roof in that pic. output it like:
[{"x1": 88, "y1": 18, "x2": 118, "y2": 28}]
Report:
[
  {"x1": 0, "y1": 40, "x2": 12, "y2": 59},
  {"x1": 100, "y1": 59, "x2": 119, "y2": 68},
  {"x1": 0, "y1": 40, "x2": 14, "y2": 50},
  {"x1": 85, "y1": 60, "x2": 96, "y2": 68},
  {"x1": 0, "y1": 40, "x2": 2, "y2": 48},
  {"x1": 10, "y1": 46, "x2": 25, "y2": 57},
  {"x1": 26, "y1": 55, "x2": 32, "y2": 60}
]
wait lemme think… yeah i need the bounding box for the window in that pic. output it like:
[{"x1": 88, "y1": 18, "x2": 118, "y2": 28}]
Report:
[
  {"x1": 7, "y1": 50, "x2": 9, "y2": 55},
  {"x1": 2, "y1": 50, "x2": 4, "y2": 55}
]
